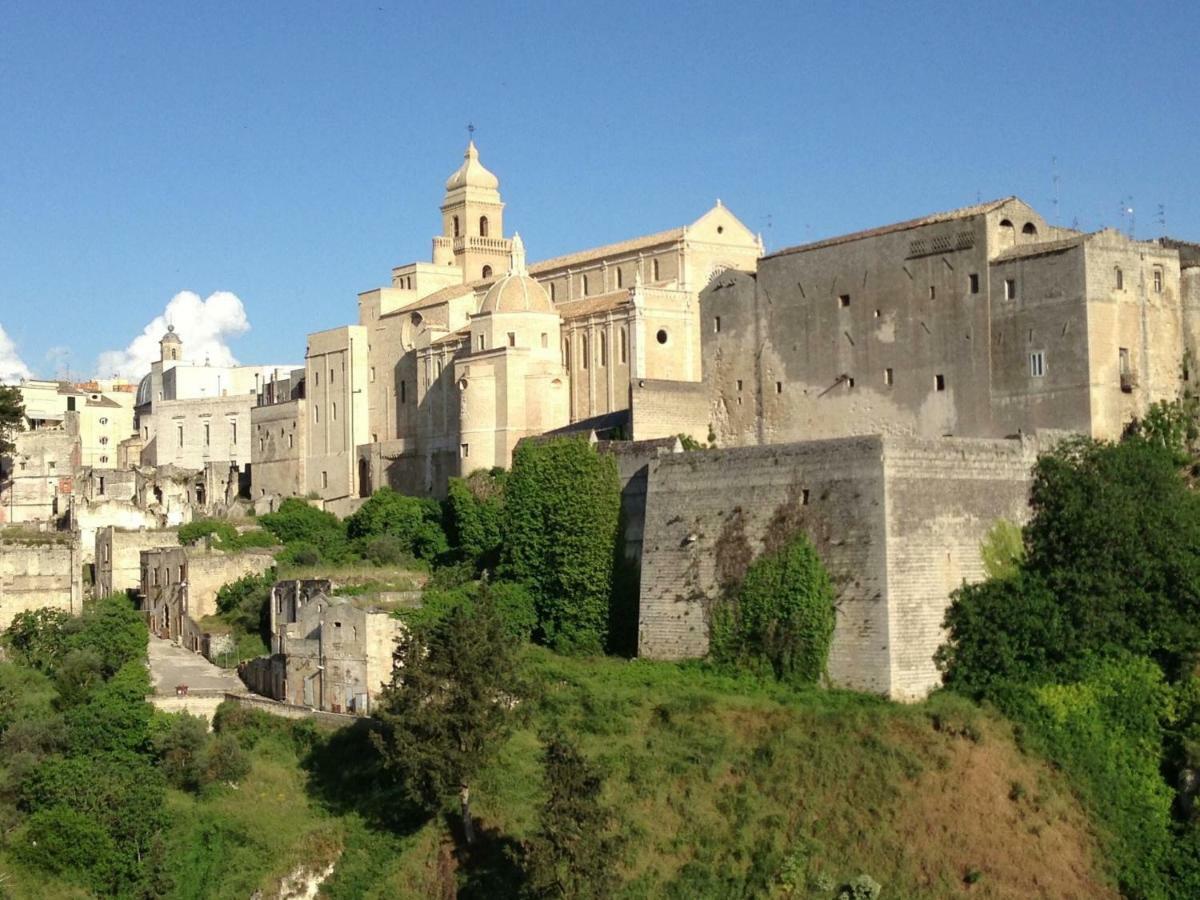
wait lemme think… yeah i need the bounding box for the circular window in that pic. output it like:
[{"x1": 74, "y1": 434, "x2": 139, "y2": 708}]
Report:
[
  {"x1": 717, "y1": 225, "x2": 724, "y2": 234},
  {"x1": 99, "y1": 417, "x2": 108, "y2": 425},
  {"x1": 656, "y1": 329, "x2": 669, "y2": 345}
]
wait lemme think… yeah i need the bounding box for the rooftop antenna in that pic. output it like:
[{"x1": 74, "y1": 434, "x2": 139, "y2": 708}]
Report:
[
  {"x1": 1051, "y1": 156, "x2": 1061, "y2": 225},
  {"x1": 1119, "y1": 196, "x2": 1135, "y2": 239}
]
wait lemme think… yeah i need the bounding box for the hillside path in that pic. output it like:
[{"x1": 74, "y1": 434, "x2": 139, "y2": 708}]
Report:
[{"x1": 146, "y1": 635, "x2": 244, "y2": 696}]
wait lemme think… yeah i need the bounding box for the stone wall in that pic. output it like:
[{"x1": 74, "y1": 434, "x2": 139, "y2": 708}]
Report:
[
  {"x1": 629, "y1": 378, "x2": 710, "y2": 444},
  {"x1": 0, "y1": 534, "x2": 82, "y2": 629},
  {"x1": 637, "y1": 437, "x2": 890, "y2": 691},
  {"x1": 636, "y1": 435, "x2": 1037, "y2": 699},
  {"x1": 95, "y1": 526, "x2": 179, "y2": 598}
]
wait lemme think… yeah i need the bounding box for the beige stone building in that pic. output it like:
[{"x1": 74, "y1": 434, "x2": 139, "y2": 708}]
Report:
[
  {"x1": 135, "y1": 326, "x2": 297, "y2": 473},
  {"x1": 253, "y1": 141, "x2": 761, "y2": 509},
  {"x1": 632, "y1": 198, "x2": 1200, "y2": 445}
]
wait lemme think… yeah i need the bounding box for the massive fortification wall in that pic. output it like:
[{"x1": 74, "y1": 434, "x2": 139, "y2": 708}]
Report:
[
  {"x1": 637, "y1": 436, "x2": 1037, "y2": 699},
  {"x1": 637, "y1": 437, "x2": 891, "y2": 692},
  {"x1": 881, "y1": 437, "x2": 1037, "y2": 698}
]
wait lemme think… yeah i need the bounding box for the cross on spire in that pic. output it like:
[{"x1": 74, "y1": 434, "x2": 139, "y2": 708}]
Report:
[{"x1": 467, "y1": 122, "x2": 475, "y2": 139}]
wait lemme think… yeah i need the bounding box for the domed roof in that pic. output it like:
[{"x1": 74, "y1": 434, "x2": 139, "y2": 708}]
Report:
[
  {"x1": 135, "y1": 372, "x2": 153, "y2": 406},
  {"x1": 479, "y1": 234, "x2": 554, "y2": 315},
  {"x1": 160, "y1": 324, "x2": 181, "y2": 344},
  {"x1": 445, "y1": 141, "x2": 499, "y2": 192}
]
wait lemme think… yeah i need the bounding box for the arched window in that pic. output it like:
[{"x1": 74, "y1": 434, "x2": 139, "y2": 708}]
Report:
[
  {"x1": 1022, "y1": 222, "x2": 1038, "y2": 236},
  {"x1": 652, "y1": 258, "x2": 661, "y2": 281},
  {"x1": 582, "y1": 335, "x2": 590, "y2": 370},
  {"x1": 563, "y1": 338, "x2": 571, "y2": 371},
  {"x1": 619, "y1": 328, "x2": 627, "y2": 364},
  {"x1": 479, "y1": 216, "x2": 489, "y2": 237},
  {"x1": 582, "y1": 274, "x2": 590, "y2": 296},
  {"x1": 549, "y1": 282, "x2": 556, "y2": 301},
  {"x1": 1115, "y1": 267, "x2": 1124, "y2": 290},
  {"x1": 482, "y1": 265, "x2": 493, "y2": 279},
  {"x1": 453, "y1": 216, "x2": 460, "y2": 237},
  {"x1": 600, "y1": 332, "x2": 608, "y2": 366},
  {"x1": 615, "y1": 268, "x2": 623, "y2": 288}
]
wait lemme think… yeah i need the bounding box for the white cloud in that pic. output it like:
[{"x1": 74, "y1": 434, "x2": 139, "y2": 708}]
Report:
[
  {"x1": 96, "y1": 291, "x2": 251, "y2": 380},
  {"x1": 0, "y1": 323, "x2": 32, "y2": 384}
]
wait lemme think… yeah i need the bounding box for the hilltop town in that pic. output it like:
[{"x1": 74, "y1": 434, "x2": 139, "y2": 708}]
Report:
[
  {"x1": 3, "y1": 144, "x2": 1200, "y2": 897},
  {"x1": 3, "y1": 142, "x2": 1198, "y2": 698}
]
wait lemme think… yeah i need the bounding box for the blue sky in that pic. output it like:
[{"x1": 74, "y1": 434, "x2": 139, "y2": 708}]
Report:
[{"x1": 1, "y1": 0, "x2": 1196, "y2": 379}]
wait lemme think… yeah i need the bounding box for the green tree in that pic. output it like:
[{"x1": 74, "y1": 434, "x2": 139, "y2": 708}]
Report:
[
  {"x1": 69, "y1": 595, "x2": 149, "y2": 677},
  {"x1": 523, "y1": 732, "x2": 622, "y2": 899},
  {"x1": 64, "y1": 661, "x2": 153, "y2": 755},
  {"x1": 152, "y1": 712, "x2": 210, "y2": 790},
  {"x1": 446, "y1": 468, "x2": 507, "y2": 571},
  {"x1": 345, "y1": 487, "x2": 448, "y2": 561},
  {"x1": 1024, "y1": 436, "x2": 1200, "y2": 677},
  {"x1": 2, "y1": 607, "x2": 71, "y2": 673},
  {"x1": 709, "y1": 532, "x2": 836, "y2": 686},
  {"x1": 0, "y1": 383, "x2": 24, "y2": 456},
  {"x1": 371, "y1": 585, "x2": 521, "y2": 844},
  {"x1": 501, "y1": 437, "x2": 621, "y2": 654}
]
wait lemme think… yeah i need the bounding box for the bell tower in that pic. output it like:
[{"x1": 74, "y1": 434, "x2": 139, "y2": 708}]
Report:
[{"x1": 432, "y1": 140, "x2": 512, "y2": 281}]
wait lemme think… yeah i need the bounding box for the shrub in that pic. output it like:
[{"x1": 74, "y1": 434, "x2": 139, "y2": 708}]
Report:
[
  {"x1": 360, "y1": 533, "x2": 415, "y2": 567},
  {"x1": 260, "y1": 498, "x2": 351, "y2": 561},
  {"x1": 446, "y1": 468, "x2": 507, "y2": 571},
  {"x1": 709, "y1": 533, "x2": 835, "y2": 686},
  {"x1": 214, "y1": 570, "x2": 275, "y2": 640},
  {"x1": 202, "y1": 732, "x2": 251, "y2": 784},
  {"x1": 1011, "y1": 655, "x2": 1175, "y2": 899},
  {"x1": 346, "y1": 487, "x2": 448, "y2": 562},
  {"x1": 178, "y1": 518, "x2": 239, "y2": 548},
  {"x1": 980, "y1": 518, "x2": 1024, "y2": 580},
  {"x1": 152, "y1": 712, "x2": 209, "y2": 791},
  {"x1": 64, "y1": 661, "x2": 153, "y2": 755},
  {"x1": 502, "y1": 437, "x2": 621, "y2": 654}
]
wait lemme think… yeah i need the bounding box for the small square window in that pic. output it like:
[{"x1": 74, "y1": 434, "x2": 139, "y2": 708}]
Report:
[
  {"x1": 929, "y1": 286, "x2": 936, "y2": 300},
  {"x1": 321, "y1": 471, "x2": 328, "y2": 489},
  {"x1": 839, "y1": 294, "x2": 851, "y2": 308},
  {"x1": 969, "y1": 273, "x2": 980, "y2": 294},
  {"x1": 736, "y1": 379, "x2": 743, "y2": 392},
  {"x1": 1154, "y1": 269, "x2": 1163, "y2": 293},
  {"x1": 541, "y1": 333, "x2": 548, "y2": 348},
  {"x1": 934, "y1": 373, "x2": 946, "y2": 391},
  {"x1": 461, "y1": 443, "x2": 469, "y2": 458},
  {"x1": 775, "y1": 381, "x2": 783, "y2": 394},
  {"x1": 1004, "y1": 278, "x2": 1016, "y2": 300},
  {"x1": 873, "y1": 309, "x2": 881, "y2": 318},
  {"x1": 714, "y1": 316, "x2": 721, "y2": 333},
  {"x1": 507, "y1": 332, "x2": 516, "y2": 347},
  {"x1": 884, "y1": 368, "x2": 893, "y2": 386},
  {"x1": 801, "y1": 488, "x2": 810, "y2": 505}
]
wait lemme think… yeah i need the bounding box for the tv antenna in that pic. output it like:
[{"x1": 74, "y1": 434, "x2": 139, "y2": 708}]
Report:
[{"x1": 1051, "y1": 156, "x2": 1061, "y2": 225}]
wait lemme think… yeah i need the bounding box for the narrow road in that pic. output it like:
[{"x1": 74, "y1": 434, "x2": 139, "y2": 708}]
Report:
[{"x1": 146, "y1": 635, "x2": 245, "y2": 696}]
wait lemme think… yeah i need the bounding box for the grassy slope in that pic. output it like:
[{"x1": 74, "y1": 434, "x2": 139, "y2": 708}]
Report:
[
  {"x1": 320, "y1": 650, "x2": 1118, "y2": 899},
  {"x1": 0, "y1": 651, "x2": 1116, "y2": 899}
]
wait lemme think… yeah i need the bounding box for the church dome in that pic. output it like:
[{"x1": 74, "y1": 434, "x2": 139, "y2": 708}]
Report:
[
  {"x1": 479, "y1": 234, "x2": 554, "y2": 314},
  {"x1": 445, "y1": 140, "x2": 500, "y2": 192},
  {"x1": 161, "y1": 324, "x2": 181, "y2": 344}
]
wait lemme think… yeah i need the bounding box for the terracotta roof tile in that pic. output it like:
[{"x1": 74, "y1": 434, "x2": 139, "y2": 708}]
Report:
[{"x1": 555, "y1": 290, "x2": 633, "y2": 320}]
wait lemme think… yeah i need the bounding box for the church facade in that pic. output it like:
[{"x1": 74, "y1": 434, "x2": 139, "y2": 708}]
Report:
[{"x1": 252, "y1": 142, "x2": 762, "y2": 510}]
